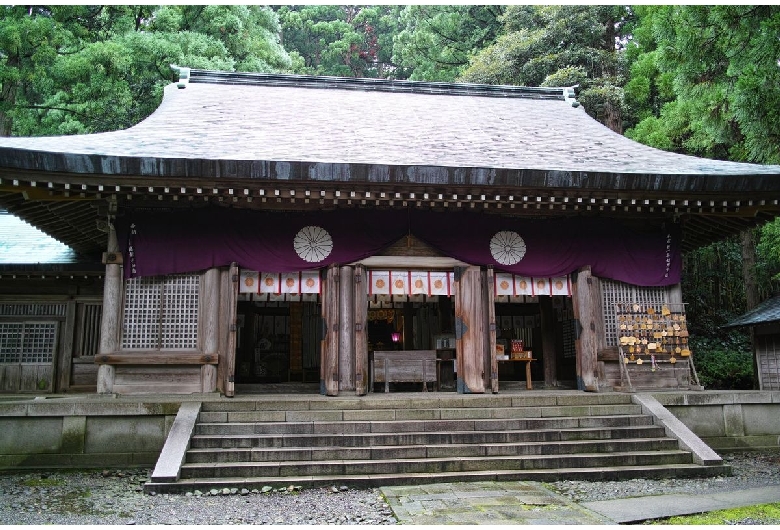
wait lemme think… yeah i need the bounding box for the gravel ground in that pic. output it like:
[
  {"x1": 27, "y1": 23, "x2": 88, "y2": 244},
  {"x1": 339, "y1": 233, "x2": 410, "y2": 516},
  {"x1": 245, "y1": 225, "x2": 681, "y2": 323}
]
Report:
[
  {"x1": 1, "y1": 450, "x2": 779, "y2": 525},
  {"x1": 0, "y1": 471, "x2": 395, "y2": 525}
]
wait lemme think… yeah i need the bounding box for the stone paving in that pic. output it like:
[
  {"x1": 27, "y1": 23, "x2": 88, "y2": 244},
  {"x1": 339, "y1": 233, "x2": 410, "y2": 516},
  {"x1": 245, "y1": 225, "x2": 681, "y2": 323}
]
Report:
[{"x1": 381, "y1": 481, "x2": 614, "y2": 525}]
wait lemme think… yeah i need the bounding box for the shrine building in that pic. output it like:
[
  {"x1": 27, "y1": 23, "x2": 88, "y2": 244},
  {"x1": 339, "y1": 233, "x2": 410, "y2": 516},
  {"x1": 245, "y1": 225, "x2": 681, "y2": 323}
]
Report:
[{"x1": 2, "y1": 68, "x2": 780, "y2": 396}]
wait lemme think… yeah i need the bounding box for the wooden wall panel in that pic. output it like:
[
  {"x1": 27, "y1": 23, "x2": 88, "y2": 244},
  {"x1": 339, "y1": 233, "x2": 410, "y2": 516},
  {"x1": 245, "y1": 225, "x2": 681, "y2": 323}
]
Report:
[
  {"x1": 19, "y1": 365, "x2": 52, "y2": 392},
  {"x1": 71, "y1": 360, "x2": 98, "y2": 388},
  {"x1": 455, "y1": 266, "x2": 485, "y2": 393},
  {"x1": 0, "y1": 366, "x2": 20, "y2": 392},
  {"x1": 57, "y1": 300, "x2": 77, "y2": 392},
  {"x1": 113, "y1": 365, "x2": 201, "y2": 394},
  {"x1": 757, "y1": 334, "x2": 780, "y2": 390}
]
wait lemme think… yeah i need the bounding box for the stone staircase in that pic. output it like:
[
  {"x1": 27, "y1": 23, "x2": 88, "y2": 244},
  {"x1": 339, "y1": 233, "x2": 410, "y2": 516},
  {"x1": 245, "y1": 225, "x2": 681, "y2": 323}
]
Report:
[{"x1": 144, "y1": 393, "x2": 730, "y2": 494}]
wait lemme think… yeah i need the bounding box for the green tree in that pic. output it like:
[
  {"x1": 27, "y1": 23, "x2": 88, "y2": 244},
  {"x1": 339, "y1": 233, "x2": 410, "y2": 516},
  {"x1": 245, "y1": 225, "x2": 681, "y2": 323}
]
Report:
[
  {"x1": 153, "y1": 5, "x2": 290, "y2": 73},
  {"x1": 276, "y1": 5, "x2": 402, "y2": 78},
  {"x1": 392, "y1": 5, "x2": 503, "y2": 81},
  {"x1": 1, "y1": 5, "x2": 292, "y2": 137},
  {"x1": 460, "y1": 5, "x2": 634, "y2": 131},
  {"x1": 624, "y1": 5, "x2": 780, "y2": 164}
]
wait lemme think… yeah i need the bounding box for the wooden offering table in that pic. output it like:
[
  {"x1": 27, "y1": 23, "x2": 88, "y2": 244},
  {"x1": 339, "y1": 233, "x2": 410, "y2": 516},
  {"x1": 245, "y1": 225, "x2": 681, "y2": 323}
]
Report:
[
  {"x1": 498, "y1": 355, "x2": 535, "y2": 390},
  {"x1": 371, "y1": 350, "x2": 437, "y2": 392}
]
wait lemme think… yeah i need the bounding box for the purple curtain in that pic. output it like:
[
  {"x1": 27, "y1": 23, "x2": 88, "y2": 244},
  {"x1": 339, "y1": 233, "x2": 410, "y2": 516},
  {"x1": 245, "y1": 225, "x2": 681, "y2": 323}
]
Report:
[
  {"x1": 409, "y1": 210, "x2": 681, "y2": 287},
  {"x1": 117, "y1": 207, "x2": 681, "y2": 287}
]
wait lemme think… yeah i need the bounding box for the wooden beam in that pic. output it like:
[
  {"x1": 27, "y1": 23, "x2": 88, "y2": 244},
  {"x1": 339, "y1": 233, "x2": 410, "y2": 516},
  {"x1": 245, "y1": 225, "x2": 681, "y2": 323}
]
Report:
[{"x1": 95, "y1": 353, "x2": 219, "y2": 365}]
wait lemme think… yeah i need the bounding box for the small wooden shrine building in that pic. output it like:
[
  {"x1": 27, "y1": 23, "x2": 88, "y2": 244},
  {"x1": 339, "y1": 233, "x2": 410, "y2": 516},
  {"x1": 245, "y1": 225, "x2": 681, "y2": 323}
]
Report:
[
  {"x1": 726, "y1": 296, "x2": 780, "y2": 390},
  {"x1": 1, "y1": 68, "x2": 780, "y2": 396}
]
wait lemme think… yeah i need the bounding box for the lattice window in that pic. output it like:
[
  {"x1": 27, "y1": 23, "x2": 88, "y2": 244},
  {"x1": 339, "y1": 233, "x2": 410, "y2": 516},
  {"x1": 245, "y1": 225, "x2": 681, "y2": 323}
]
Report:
[
  {"x1": 121, "y1": 274, "x2": 200, "y2": 350},
  {"x1": 0, "y1": 322, "x2": 56, "y2": 363},
  {"x1": 601, "y1": 279, "x2": 671, "y2": 347},
  {"x1": 21, "y1": 323, "x2": 57, "y2": 363},
  {"x1": 0, "y1": 323, "x2": 22, "y2": 363}
]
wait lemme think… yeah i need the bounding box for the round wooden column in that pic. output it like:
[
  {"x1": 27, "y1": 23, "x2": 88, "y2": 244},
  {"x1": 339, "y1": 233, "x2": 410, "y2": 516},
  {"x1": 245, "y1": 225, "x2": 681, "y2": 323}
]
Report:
[
  {"x1": 338, "y1": 265, "x2": 355, "y2": 391},
  {"x1": 97, "y1": 222, "x2": 120, "y2": 394}
]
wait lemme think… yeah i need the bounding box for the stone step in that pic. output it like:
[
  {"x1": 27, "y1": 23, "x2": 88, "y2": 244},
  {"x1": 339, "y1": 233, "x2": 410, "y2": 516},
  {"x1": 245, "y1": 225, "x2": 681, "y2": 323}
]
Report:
[
  {"x1": 198, "y1": 393, "x2": 637, "y2": 414},
  {"x1": 194, "y1": 414, "x2": 655, "y2": 436},
  {"x1": 178, "y1": 450, "x2": 695, "y2": 479},
  {"x1": 145, "y1": 463, "x2": 730, "y2": 494},
  {"x1": 196, "y1": 404, "x2": 643, "y2": 423},
  {"x1": 185, "y1": 437, "x2": 681, "y2": 463},
  {"x1": 190, "y1": 424, "x2": 668, "y2": 449}
]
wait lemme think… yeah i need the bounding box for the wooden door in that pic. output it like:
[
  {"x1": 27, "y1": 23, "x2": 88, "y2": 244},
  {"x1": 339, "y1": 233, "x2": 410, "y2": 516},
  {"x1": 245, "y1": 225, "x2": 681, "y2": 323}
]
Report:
[
  {"x1": 571, "y1": 266, "x2": 601, "y2": 392},
  {"x1": 354, "y1": 265, "x2": 368, "y2": 395},
  {"x1": 454, "y1": 266, "x2": 486, "y2": 393},
  {"x1": 321, "y1": 265, "x2": 340, "y2": 395},
  {"x1": 485, "y1": 268, "x2": 499, "y2": 393},
  {"x1": 0, "y1": 321, "x2": 58, "y2": 393}
]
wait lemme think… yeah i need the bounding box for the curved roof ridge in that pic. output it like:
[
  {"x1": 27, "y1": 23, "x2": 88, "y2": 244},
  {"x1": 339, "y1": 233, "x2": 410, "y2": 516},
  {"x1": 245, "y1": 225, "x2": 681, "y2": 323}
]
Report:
[{"x1": 185, "y1": 68, "x2": 572, "y2": 101}]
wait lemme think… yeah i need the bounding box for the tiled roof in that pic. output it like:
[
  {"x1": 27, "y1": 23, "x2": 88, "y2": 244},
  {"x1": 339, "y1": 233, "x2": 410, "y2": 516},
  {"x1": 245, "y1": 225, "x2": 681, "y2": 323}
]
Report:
[
  {"x1": 724, "y1": 296, "x2": 780, "y2": 328},
  {"x1": 0, "y1": 210, "x2": 77, "y2": 264},
  {"x1": 0, "y1": 69, "x2": 778, "y2": 188}
]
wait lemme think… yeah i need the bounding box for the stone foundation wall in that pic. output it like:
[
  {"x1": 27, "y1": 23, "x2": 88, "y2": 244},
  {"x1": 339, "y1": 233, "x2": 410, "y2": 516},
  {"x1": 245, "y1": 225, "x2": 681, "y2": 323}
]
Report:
[
  {"x1": 0, "y1": 391, "x2": 779, "y2": 470},
  {"x1": 0, "y1": 397, "x2": 181, "y2": 469},
  {"x1": 653, "y1": 391, "x2": 780, "y2": 451}
]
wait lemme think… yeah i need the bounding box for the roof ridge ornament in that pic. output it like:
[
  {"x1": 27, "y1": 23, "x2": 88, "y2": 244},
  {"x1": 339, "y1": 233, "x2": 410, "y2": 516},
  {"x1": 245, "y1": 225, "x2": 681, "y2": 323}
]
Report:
[{"x1": 170, "y1": 65, "x2": 190, "y2": 89}]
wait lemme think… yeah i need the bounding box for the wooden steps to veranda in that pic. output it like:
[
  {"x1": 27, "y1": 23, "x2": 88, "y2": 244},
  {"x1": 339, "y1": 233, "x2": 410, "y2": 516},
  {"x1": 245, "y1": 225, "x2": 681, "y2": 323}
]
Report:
[{"x1": 143, "y1": 393, "x2": 730, "y2": 494}]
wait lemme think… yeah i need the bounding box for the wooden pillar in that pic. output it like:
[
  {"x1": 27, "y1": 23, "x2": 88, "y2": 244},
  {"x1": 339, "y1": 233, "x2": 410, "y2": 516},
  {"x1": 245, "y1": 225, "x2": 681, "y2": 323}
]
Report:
[
  {"x1": 403, "y1": 302, "x2": 414, "y2": 350},
  {"x1": 354, "y1": 265, "x2": 368, "y2": 395},
  {"x1": 289, "y1": 303, "x2": 303, "y2": 379},
  {"x1": 202, "y1": 268, "x2": 220, "y2": 394},
  {"x1": 97, "y1": 223, "x2": 121, "y2": 394},
  {"x1": 321, "y1": 265, "x2": 340, "y2": 395},
  {"x1": 454, "y1": 266, "x2": 486, "y2": 393},
  {"x1": 668, "y1": 283, "x2": 683, "y2": 306},
  {"x1": 338, "y1": 266, "x2": 355, "y2": 392},
  {"x1": 215, "y1": 265, "x2": 237, "y2": 396},
  {"x1": 539, "y1": 296, "x2": 558, "y2": 387},
  {"x1": 571, "y1": 267, "x2": 604, "y2": 392},
  {"x1": 485, "y1": 268, "x2": 498, "y2": 393}
]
